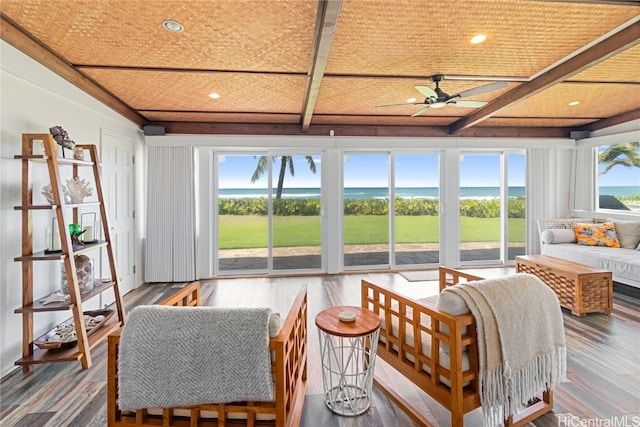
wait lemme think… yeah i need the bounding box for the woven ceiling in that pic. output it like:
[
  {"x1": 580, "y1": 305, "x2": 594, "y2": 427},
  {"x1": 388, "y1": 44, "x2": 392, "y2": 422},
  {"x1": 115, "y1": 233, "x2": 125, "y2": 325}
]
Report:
[{"x1": 1, "y1": 0, "x2": 639, "y2": 138}]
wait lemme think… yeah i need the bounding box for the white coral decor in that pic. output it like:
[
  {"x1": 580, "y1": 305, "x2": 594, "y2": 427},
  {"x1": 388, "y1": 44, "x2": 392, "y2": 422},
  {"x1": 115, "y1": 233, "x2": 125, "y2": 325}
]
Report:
[{"x1": 64, "y1": 178, "x2": 93, "y2": 204}]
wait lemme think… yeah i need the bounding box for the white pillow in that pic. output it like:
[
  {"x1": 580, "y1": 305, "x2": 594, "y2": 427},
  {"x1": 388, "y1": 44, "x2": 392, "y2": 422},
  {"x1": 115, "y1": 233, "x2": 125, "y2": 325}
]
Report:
[
  {"x1": 269, "y1": 313, "x2": 281, "y2": 337},
  {"x1": 606, "y1": 219, "x2": 640, "y2": 249},
  {"x1": 436, "y1": 291, "x2": 470, "y2": 316},
  {"x1": 436, "y1": 291, "x2": 471, "y2": 354},
  {"x1": 541, "y1": 228, "x2": 577, "y2": 244}
]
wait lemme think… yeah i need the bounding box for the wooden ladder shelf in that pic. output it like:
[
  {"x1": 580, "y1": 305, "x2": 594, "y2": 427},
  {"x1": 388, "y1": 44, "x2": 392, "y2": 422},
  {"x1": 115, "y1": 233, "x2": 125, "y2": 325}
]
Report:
[{"x1": 14, "y1": 133, "x2": 125, "y2": 372}]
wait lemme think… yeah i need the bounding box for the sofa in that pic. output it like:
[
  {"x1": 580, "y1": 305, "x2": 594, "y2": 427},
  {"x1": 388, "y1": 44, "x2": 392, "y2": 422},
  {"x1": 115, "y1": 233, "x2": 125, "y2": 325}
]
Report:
[{"x1": 537, "y1": 218, "x2": 640, "y2": 289}]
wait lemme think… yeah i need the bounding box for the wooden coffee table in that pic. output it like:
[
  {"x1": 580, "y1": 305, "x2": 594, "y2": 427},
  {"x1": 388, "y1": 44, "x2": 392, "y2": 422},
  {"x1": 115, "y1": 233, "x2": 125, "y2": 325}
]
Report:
[{"x1": 515, "y1": 255, "x2": 612, "y2": 317}]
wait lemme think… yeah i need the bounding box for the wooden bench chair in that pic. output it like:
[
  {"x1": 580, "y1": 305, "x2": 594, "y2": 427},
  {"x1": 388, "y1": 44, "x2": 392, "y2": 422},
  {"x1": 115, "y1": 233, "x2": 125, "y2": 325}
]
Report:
[
  {"x1": 107, "y1": 281, "x2": 308, "y2": 427},
  {"x1": 362, "y1": 267, "x2": 554, "y2": 427}
]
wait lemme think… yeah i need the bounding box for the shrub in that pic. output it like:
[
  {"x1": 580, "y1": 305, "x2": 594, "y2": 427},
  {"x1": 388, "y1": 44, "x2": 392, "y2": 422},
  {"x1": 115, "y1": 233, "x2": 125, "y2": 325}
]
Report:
[{"x1": 219, "y1": 196, "x2": 526, "y2": 218}]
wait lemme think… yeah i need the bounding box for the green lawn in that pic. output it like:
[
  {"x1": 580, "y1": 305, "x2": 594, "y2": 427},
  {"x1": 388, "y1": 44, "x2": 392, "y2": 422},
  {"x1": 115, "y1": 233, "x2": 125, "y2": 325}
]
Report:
[{"x1": 218, "y1": 215, "x2": 525, "y2": 249}]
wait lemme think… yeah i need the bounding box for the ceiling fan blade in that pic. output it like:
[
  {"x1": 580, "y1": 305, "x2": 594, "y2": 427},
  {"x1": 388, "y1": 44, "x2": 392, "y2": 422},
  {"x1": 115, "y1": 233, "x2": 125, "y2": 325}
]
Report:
[
  {"x1": 449, "y1": 100, "x2": 487, "y2": 108},
  {"x1": 376, "y1": 102, "x2": 423, "y2": 108},
  {"x1": 415, "y1": 85, "x2": 438, "y2": 98},
  {"x1": 454, "y1": 81, "x2": 508, "y2": 99},
  {"x1": 411, "y1": 106, "x2": 430, "y2": 117}
]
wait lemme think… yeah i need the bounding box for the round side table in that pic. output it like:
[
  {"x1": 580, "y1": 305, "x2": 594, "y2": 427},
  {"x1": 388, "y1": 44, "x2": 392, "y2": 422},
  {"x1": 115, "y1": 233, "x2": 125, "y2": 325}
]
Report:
[{"x1": 315, "y1": 306, "x2": 381, "y2": 416}]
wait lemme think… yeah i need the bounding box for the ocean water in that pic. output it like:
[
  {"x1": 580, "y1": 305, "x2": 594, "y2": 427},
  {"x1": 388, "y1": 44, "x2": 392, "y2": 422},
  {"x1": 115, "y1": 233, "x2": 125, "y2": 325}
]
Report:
[{"x1": 219, "y1": 186, "x2": 639, "y2": 200}]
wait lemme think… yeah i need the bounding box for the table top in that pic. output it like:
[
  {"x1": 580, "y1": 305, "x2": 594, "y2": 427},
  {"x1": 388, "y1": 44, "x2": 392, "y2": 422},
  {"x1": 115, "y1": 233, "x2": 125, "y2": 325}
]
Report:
[
  {"x1": 315, "y1": 306, "x2": 380, "y2": 337},
  {"x1": 516, "y1": 254, "x2": 612, "y2": 276}
]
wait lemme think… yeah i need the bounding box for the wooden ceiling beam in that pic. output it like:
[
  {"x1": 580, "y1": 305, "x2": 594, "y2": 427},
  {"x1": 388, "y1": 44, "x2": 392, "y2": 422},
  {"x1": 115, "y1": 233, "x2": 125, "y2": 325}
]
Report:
[
  {"x1": 0, "y1": 14, "x2": 146, "y2": 127},
  {"x1": 531, "y1": 0, "x2": 640, "y2": 5},
  {"x1": 300, "y1": 0, "x2": 343, "y2": 132},
  {"x1": 449, "y1": 20, "x2": 640, "y2": 135},
  {"x1": 580, "y1": 108, "x2": 640, "y2": 132},
  {"x1": 160, "y1": 121, "x2": 569, "y2": 138}
]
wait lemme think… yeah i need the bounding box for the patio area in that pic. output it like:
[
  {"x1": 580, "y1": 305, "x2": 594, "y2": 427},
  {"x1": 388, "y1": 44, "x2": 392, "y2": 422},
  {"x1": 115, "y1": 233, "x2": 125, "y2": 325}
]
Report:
[{"x1": 218, "y1": 243, "x2": 526, "y2": 271}]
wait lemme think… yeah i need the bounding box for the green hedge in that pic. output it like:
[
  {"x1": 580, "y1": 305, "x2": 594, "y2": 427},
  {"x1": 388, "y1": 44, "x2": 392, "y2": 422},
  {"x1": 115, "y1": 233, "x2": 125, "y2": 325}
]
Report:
[{"x1": 219, "y1": 196, "x2": 527, "y2": 218}]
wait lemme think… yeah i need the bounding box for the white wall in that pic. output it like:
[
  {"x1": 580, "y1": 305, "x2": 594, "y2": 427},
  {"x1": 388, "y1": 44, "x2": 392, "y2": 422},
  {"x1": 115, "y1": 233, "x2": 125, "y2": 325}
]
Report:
[{"x1": 0, "y1": 41, "x2": 146, "y2": 376}]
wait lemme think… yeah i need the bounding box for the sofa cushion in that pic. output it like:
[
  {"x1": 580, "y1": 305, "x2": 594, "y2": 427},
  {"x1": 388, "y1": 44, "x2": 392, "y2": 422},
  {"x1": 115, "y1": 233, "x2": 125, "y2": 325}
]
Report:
[
  {"x1": 606, "y1": 219, "x2": 640, "y2": 250},
  {"x1": 436, "y1": 291, "x2": 470, "y2": 316},
  {"x1": 541, "y1": 228, "x2": 577, "y2": 244},
  {"x1": 541, "y1": 243, "x2": 640, "y2": 287},
  {"x1": 574, "y1": 222, "x2": 620, "y2": 248}
]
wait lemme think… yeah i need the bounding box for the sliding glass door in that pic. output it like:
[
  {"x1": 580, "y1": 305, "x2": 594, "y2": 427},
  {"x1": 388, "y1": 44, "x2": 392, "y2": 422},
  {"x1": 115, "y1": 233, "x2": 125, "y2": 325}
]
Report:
[
  {"x1": 272, "y1": 155, "x2": 322, "y2": 270},
  {"x1": 394, "y1": 154, "x2": 440, "y2": 266},
  {"x1": 507, "y1": 154, "x2": 526, "y2": 260},
  {"x1": 342, "y1": 152, "x2": 441, "y2": 269},
  {"x1": 217, "y1": 154, "x2": 269, "y2": 272},
  {"x1": 343, "y1": 154, "x2": 389, "y2": 267},
  {"x1": 459, "y1": 151, "x2": 525, "y2": 264},
  {"x1": 217, "y1": 153, "x2": 322, "y2": 274}
]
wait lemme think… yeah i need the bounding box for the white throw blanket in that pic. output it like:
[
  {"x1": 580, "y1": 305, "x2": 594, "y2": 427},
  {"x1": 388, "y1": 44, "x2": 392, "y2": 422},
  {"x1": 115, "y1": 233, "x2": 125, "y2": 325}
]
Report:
[
  {"x1": 441, "y1": 274, "x2": 566, "y2": 426},
  {"x1": 118, "y1": 305, "x2": 274, "y2": 410}
]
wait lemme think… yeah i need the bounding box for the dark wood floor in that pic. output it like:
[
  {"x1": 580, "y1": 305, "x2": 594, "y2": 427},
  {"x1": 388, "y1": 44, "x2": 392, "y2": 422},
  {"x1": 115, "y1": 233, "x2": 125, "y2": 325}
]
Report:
[{"x1": 1, "y1": 269, "x2": 639, "y2": 427}]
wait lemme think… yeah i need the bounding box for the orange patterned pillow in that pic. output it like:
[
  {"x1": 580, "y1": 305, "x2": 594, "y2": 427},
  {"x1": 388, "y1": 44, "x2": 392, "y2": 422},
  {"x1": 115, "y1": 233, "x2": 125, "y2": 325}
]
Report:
[{"x1": 574, "y1": 222, "x2": 621, "y2": 248}]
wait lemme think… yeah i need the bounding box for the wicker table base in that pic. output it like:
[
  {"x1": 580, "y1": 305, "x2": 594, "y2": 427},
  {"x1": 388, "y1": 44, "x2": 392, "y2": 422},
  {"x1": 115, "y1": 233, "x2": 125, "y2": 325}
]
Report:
[{"x1": 516, "y1": 255, "x2": 612, "y2": 317}]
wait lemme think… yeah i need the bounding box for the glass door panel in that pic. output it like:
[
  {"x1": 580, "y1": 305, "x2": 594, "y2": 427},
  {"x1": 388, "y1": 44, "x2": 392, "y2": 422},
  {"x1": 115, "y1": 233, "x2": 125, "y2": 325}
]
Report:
[
  {"x1": 508, "y1": 154, "x2": 526, "y2": 260},
  {"x1": 217, "y1": 154, "x2": 268, "y2": 272},
  {"x1": 271, "y1": 155, "x2": 322, "y2": 270},
  {"x1": 394, "y1": 154, "x2": 440, "y2": 265},
  {"x1": 459, "y1": 154, "x2": 501, "y2": 262},
  {"x1": 343, "y1": 154, "x2": 389, "y2": 267}
]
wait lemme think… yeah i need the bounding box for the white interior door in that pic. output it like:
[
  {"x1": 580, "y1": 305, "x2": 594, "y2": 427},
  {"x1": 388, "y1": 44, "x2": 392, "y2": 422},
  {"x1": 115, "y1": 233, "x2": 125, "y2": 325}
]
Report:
[{"x1": 101, "y1": 130, "x2": 135, "y2": 295}]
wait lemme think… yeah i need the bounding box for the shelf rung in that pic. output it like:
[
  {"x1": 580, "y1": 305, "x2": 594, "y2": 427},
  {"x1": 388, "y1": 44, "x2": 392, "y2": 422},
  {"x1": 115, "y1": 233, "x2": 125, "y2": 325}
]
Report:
[
  {"x1": 14, "y1": 154, "x2": 93, "y2": 166},
  {"x1": 14, "y1": 201, "x2": 101, "y2": 210},
  {"x1": 15, "y1": 315, "x2": 123, "y2": 366},
  {"x1": 14, "y1": 240, "x2": 108, "y2": 261},
  {"x1": 14, "y1": 205, "x2": 55, "y2": 210},
  {"x1": 15, "y1": 279, "x2": 115, "y2": 313}
]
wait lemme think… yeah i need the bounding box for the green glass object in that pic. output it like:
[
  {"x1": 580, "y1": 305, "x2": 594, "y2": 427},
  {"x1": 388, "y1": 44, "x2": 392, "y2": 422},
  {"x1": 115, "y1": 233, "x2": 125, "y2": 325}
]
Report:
[{"x1": 68, "y1": 223, "x2": 82, "y2": 236}]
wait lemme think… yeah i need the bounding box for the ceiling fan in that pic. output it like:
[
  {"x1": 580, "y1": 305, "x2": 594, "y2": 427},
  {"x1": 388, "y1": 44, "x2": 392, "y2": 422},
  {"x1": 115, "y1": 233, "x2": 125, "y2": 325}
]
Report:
[{"x1": 377, "y1": 75, "x2": 508, "y2": 117}]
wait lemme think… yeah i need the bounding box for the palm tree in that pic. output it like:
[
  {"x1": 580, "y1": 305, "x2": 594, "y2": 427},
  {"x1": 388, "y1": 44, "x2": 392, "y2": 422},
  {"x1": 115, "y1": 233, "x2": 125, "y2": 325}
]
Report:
[
  {"x1": 251, "y1": 155, "x2": 317, "y2": 199},
  {"x1": 598, "y1": 142, "x2": 640, "y2": 175}
]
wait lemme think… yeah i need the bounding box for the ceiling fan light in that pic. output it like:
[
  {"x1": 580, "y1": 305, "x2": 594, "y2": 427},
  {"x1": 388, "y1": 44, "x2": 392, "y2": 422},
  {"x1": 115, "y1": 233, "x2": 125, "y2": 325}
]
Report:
[
  {"x1": 470, "y1": 34, "x2": 487, "y2": 44},
  {"x1": 431, "y1": 102, "x2": 446, "y2": 108}
]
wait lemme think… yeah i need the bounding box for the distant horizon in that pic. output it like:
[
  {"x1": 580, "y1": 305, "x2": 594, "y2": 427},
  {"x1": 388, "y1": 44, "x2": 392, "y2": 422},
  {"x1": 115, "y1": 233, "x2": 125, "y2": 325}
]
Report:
[
  {"x1": 219, "y1": 185, "x2": 640, "y2": 189},
  {"x1": 218, "y1": 185, "x2": 640, "y2": 200}
]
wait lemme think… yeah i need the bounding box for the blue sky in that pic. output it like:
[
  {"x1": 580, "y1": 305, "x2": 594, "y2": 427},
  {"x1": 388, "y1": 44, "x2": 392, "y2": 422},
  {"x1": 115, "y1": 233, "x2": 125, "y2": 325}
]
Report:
[
  {"x1": 598, "y1": 146, "x2": 640, "y2": 187},
  {"x1": 217, "y1": 152, "x2": 637, "y2": 189}
]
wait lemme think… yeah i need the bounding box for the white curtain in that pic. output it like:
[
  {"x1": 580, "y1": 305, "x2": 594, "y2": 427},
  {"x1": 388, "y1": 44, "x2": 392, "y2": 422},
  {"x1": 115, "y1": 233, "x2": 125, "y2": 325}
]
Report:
[
  {"x1": 569, "y1": 147, "x2": 596, "y2": 212},
  {"x1": 145, "y1": 146, "x2": 196, "y2": 282},
  {"x1": 526, "y1": 148, "x2": 571, "y2": 254}
]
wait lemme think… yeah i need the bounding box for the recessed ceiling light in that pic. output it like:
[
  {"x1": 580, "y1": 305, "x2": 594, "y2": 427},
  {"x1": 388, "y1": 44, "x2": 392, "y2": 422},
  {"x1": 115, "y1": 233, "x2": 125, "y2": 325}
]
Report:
[
  {"x1": 162, "y1": 20, "x2": 184, "y2": 33},
  {"x1": 407, "y1": 98, "x2": 417, "y2": 103},
  {"x1": 470, "y1": 34, "x2": 487, "y2": 44},
  {"x1": 568, "y1": 100, "x2": 580, "y2": 106},
  {"x1": 208, "y1": 93, "x2": 221, "y2": 99}
]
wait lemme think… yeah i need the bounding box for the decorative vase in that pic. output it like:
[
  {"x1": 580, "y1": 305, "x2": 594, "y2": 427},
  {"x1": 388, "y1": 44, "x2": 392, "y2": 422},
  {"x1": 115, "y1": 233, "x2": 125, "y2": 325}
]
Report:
[{"x1": 61, "y1": 255, "x2": 94, "y2": 294}]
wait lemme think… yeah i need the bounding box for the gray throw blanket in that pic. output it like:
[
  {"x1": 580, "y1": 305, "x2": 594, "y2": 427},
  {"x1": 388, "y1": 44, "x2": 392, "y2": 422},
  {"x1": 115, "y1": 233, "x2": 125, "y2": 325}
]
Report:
[
  {"x1": 441, "y1": 274, "x2": 566, "y2": 426},
  {"x1": 118, "y1": 305, "x2": 274, "y2": 410}
]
